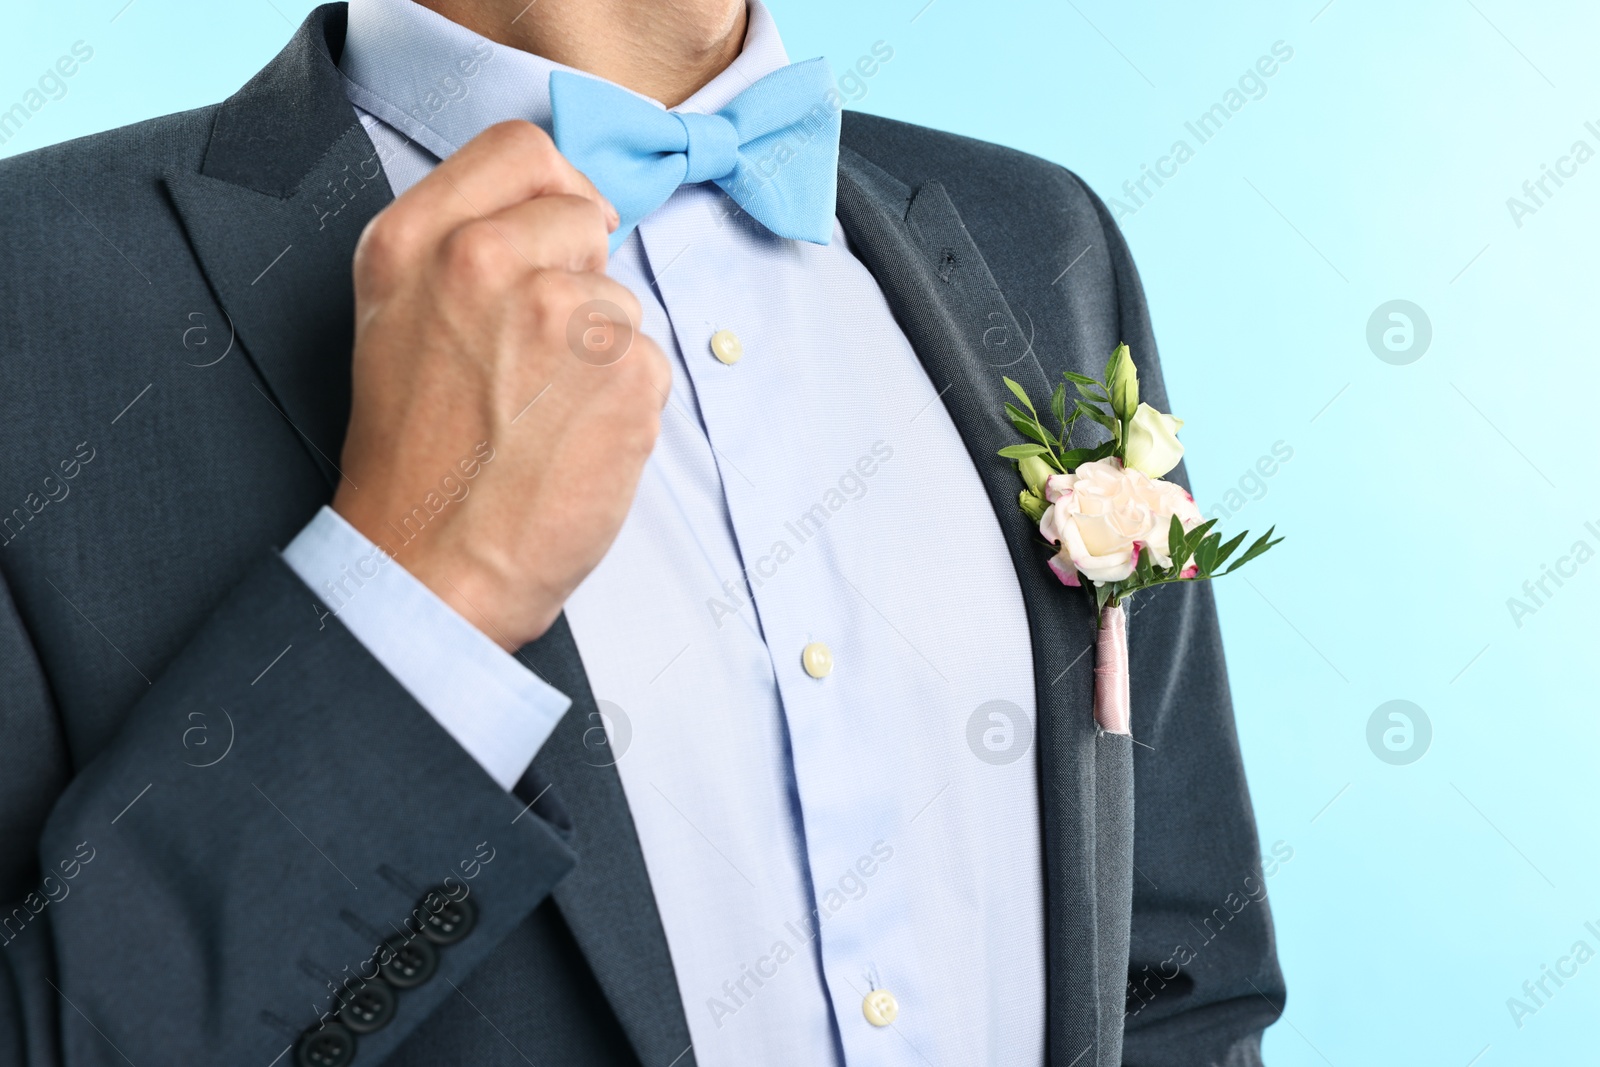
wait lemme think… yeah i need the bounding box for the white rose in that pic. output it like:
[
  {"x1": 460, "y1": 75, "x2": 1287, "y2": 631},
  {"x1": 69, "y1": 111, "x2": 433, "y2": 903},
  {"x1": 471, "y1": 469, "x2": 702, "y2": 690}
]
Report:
[
  {"x1": 1039, "y1": 459, "x2": 1207, "y2": 585},
  {"x1": 1131, "y1": 475, "x2": 1204, "y2": 572},
  {"x1": 1124, "y1": 402, "x2": 1185, "y2": 479},
  {"x1": 1039, "y1": 458, "x2": 1154, "y2": 585}
]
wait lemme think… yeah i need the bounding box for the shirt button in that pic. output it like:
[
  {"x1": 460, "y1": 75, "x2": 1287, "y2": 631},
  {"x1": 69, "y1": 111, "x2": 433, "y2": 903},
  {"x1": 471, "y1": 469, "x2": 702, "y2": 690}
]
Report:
[
  {"x1": 862, "y1": 989, "x2": 899, "y2": 1027},
  {"x1": 801, "y1": 641, "x2": 833, "y2": 679},
  {"x1": 709, "y1": 328, "x2": 743, "y2": 365}
]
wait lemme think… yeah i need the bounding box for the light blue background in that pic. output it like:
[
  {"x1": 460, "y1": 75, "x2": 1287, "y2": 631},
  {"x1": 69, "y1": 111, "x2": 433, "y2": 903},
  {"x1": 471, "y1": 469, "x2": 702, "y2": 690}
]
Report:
[{"x1": 5, "y1": 1, "x2": 1597, "y2": 1063}]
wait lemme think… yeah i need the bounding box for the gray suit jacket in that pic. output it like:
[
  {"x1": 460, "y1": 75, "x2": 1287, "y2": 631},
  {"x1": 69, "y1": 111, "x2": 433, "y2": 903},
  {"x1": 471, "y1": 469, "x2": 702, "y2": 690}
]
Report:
[{"x1": 0, "y1": 6, "x2": 1284, "y2": 1065}]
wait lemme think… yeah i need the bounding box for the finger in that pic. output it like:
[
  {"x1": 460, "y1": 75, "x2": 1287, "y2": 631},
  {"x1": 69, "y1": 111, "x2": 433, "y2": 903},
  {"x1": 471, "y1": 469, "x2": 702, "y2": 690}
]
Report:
[
  {"x1": 527, "y1": 270, "x2": 643, "y2": 334},
  {"x1": 464, "y1": 194, "x2": 612, "y2": 276},
  {"x1": 516, "y1": 269, "x2": 644, "y2": 371},
  {"x1": 398, "y1": 121, "x2": 618, "y2": 246}
]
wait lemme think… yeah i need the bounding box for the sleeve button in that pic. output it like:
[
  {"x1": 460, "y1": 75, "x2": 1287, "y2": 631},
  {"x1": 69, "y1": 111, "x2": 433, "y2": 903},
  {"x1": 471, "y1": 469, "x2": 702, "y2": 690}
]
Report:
[
  {"x1": 418, "y1": 889, "x2": 477, "y2": 946},
  {"x1": 295, "y1": 1021, "x2": 356, "y2": 1067},
  {"x1": 378, "y1": 934, "x2": 438, "y2": 989},
  {"x1": 337, "y1": 979, "x2": 396, "y2": 1034}
]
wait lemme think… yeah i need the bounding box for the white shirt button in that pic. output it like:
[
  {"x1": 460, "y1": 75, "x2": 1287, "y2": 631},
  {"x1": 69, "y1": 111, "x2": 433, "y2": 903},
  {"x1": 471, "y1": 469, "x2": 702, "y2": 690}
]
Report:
[
  {"x1": 709, "y1": 328, "x2": 743, "y2": 365},
  {"x1": 801, "y1": 641, "x2": 833, "y2": 679},
  {"x1": 862, "y1": 989, "x2": 898, "y2": 1027}
]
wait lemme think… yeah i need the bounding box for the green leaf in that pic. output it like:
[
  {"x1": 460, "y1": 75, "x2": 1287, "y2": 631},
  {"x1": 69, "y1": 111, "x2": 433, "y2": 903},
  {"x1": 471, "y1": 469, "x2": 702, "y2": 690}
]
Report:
[
  {"x1": 1102, "y1": 345, "x2": 1122, "y2": 387},
  {"x1": 1074, "y1": 381, "x2": 1109, "y2": 402},
  {"x1": 1195, "y1": 532, "x2": 1221, "y2": 575},
  {"x1": 1004, "y1": 402, "x2": 1037, "y2": 427},
  {"x1": 1050, "y1": 383, "x2": 1067, "y2": 434},
  {"x1": 1094, "y1": 579, "x2": 1115, "y2": 612},
  {"x1": 997, "y1": 443, "x2": 1051, "y2": 459},
  {"x1": 1222, "y1": 527, "x2": 1284, "y2": 574},
  {"x1": 1011, "y1": 422, "x2": 1049, "y2": 447},
  {"x1": 1167, "y1": 515, "x2": 1192, "y2": 570},
  {"x1": 1005, "y1": 396, "x2": 1059, "y2": 452},
  {"x1": 1211, "y1": 530, "x2": 1249, "y2": 570},
  {"x1": 1003, "y1": 376, "x2": 1037, "y2": 415},
  {"x1": 1134, "y1": 541, "x2": 1155, "y2": 584},
  {"x1": 1184, "y1": 518, "x2": 1219, "y2": 555},
  {"x1": 1057, "y1": 446, "x2": 1097, "y2": 467},
  {"x1": 1061, "y1": 370, "x2": 1100, "y2": 387},
  {"x1": 1008, "y1": 414, "x2": 1053, "y2": 448},
  {"x1": 1075, "y1": 400, "x2": 1117, "y2": 433}
]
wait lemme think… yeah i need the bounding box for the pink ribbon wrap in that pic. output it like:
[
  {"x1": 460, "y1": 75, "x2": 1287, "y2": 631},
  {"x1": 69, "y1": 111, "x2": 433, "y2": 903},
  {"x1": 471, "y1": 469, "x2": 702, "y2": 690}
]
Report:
[{"x1": 1093, "y1": 603, "x2": 1131, "y2": 735}]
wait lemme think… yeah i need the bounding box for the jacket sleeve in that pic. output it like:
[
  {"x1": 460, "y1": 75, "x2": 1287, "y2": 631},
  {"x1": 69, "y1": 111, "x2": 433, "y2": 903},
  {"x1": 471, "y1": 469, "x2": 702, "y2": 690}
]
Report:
[
  {"x1": 1082, "y1": 184, "x2": 1289, "y2": 1066},
  {"x1": 0, "y1": 553, "x2": 577, "y2": 1066},
  {"x1": 281, "y1": 505, "x2": 571, "y2": 792}
]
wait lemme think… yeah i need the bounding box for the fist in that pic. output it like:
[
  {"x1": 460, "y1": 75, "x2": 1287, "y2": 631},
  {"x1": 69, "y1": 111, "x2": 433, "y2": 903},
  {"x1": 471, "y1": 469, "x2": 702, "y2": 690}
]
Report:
[{"x1": 332, "y1": 121, "x2": 670, "y2": 650}]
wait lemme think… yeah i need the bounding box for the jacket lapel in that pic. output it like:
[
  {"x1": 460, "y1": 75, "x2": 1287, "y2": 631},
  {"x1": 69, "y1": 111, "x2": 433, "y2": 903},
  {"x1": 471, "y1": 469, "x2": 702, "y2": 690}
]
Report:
[
  {"x1": 835, "y1": 138, "x2": 1109, "y2": 1066},
  {"x1": 164, "y1": 4, "x2": 383, "y2": 491}
]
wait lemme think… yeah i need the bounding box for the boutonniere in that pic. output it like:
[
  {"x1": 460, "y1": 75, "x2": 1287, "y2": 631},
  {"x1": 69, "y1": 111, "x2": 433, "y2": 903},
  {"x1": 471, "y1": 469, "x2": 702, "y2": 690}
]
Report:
[{"x1": 998, "y1": 343, "x2": 1283, "y2": 735}]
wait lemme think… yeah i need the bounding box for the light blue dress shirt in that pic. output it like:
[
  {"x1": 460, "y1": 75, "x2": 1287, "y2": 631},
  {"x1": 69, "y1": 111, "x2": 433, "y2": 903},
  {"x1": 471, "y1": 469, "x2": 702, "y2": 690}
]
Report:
[{"x1": 283, "y1": 2, "x2": 1045, "y2": 1063}]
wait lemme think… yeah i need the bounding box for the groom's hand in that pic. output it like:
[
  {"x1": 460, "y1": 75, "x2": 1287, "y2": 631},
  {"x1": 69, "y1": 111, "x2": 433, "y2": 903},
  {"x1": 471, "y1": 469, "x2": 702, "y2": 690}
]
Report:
[{"x1": 332, "y1": 120, "x2": 670, "y2": 651}]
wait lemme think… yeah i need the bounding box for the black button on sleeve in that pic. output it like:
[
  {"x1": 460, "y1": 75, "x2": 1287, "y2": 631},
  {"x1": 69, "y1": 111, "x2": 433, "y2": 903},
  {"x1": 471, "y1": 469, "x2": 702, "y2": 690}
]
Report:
[
  {"x1": 419, "y1": 889, "x2": 477, "y2": 946},
  {"x1": 378, "y1": 934, "x2": 438, "y2": 989},
  {"x1": 295, "y1": 1022, "x2": 356, "y2": 1067},
  {"x1": 337, "y1": 979, "x2": 396, "y2": 1035}
]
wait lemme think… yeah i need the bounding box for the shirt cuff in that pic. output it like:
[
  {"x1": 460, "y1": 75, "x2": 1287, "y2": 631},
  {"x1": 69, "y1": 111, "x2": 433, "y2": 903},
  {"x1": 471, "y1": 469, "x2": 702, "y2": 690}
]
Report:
[{"x1": 281, "y1": 506, "x2": 570, "y2": 791}]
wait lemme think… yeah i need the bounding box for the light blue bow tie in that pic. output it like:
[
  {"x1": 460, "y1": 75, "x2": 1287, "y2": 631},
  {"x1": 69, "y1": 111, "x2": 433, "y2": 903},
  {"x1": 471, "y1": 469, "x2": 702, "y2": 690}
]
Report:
[{"x1": 549, "y1": 59, "x2": 841, "y2": 252}]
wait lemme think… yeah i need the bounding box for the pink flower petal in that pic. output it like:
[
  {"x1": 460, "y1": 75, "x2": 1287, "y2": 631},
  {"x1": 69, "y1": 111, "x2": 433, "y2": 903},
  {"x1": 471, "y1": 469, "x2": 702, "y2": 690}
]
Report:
[
  {"x1": 1044, "y1": 473, "x2": 1075, "y2": 504},
  {"x1": 1181, "y1": 564, "x2": 1198, "y2": 578},
  {"x1": 1048, "y1": 555, "x2": 1081, "y2": 586}
]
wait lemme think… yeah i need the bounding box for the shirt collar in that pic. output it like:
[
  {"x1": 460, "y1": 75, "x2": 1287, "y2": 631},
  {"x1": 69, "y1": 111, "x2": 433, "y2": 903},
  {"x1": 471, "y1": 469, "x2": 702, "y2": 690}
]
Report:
[{"x1": 340, "y1": 0, "x2": 791, "y2": 161}]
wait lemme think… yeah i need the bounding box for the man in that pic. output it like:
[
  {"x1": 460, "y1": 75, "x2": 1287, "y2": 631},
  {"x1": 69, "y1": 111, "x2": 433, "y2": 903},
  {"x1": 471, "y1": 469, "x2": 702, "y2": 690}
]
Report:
[{"x1": 0, "y1": 0, "x2": 1284, "y2": 1063}]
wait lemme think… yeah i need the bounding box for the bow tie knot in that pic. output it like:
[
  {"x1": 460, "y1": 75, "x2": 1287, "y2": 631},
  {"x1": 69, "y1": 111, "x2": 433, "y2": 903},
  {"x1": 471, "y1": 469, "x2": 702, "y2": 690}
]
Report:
[
  {"x1": 676, "y1": 112, "x2": 741, "y2": 184},
  {"x1": 550, "y1": 58, "x2": 841, "y2": 251}
]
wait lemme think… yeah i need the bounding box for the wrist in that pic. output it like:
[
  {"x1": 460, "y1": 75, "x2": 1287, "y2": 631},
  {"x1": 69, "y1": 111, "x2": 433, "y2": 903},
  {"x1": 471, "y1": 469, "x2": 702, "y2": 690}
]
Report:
[
  {"x1": 330, "y1": 493, "x2": 555, "y2": 652},
  {"x1": 405, "y1": 548, "x2": 556, "y2": 653}
]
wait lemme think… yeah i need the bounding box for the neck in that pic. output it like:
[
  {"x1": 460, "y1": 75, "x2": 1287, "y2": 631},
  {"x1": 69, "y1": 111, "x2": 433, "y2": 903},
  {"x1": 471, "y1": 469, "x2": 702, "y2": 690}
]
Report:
[{"x1": 415, "y1": 0, "x2": 749, "y2": 107}]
